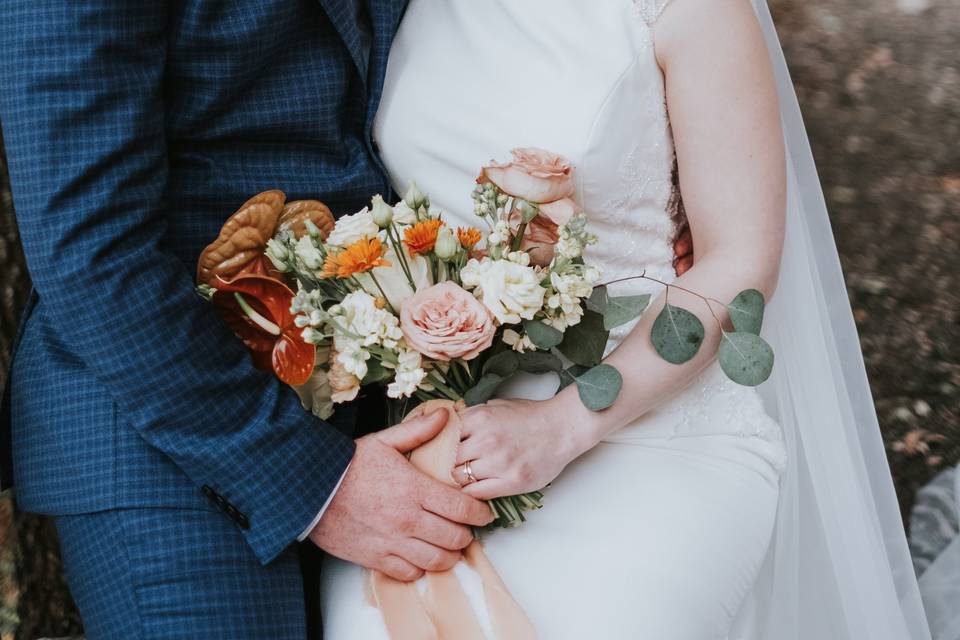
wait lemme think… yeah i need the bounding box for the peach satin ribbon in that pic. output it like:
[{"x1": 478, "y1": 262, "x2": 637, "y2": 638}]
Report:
[{"x1": 368, "y1": 400, "x2": 538, "y2": 639}]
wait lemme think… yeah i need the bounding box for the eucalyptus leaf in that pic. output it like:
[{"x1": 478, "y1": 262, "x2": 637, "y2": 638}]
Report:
[
  {"x1": 718, "y1": 332, "x2": 774, "y2": 386},
  {"x1": 558, "y1": 309, "x2": 609, "y2": 366},
  {"x1": 463, "y1": 373, "x2": 504, "y2": 406},
  {"x1": 516, "y1": 351, "x2": 563, "y2": 374},
  {"x1": 651, "y1": 304, "x2": 705, "y2": 364},
  {"x1": 585, "y1": 285, "x2": 609, "y2": 314},
  {"x1": 574, "y1": 364, "x2": 623, "y2": 411},
  {"x1": 482, "y1": 351, "x2": 520, "y2": 378},
  {"x1": 727, "y1": 289, "x2": 765, "y2": 335},
  {"x1": 523, "y1": 320, "x2": 564, "y2": 349},
  {"x1": 602, "y1": 294, "x2": 651, "y2": 330},
  {"x1": 558, "y1": 364, "x2": 590, "y2": 391}
]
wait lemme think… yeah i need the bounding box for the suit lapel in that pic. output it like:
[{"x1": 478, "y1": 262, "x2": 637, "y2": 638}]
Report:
[
  {"x1": 317, "y1": 0, "x2": 368, "y2": 78},
  {"x1": 364, "y1": 0, "x2": 407, "y2": 122}
]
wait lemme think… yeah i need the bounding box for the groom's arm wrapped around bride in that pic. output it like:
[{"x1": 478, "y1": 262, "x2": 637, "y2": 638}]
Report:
[
  {"x1": 0, "y1": 0, "x2": 493, "y2": 605},
  {"x1": 0, "y1": 0, "x2": 360, "y2": 565}
]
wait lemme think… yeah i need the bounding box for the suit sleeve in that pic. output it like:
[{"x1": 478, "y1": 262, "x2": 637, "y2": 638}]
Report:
[{"x1": 0, "y1": 0, "x2": 354, "y2": 564}]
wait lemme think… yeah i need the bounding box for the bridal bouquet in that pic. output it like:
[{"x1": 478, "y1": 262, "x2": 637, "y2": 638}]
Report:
[{"x1": 197, "y1": 148, "x2": 775, "y2": 530}]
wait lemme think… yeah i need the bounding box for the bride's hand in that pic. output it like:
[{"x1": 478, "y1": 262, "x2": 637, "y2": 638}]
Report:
[{"x1": 452, "y1": 398, "x2": 586, "y2": 500}]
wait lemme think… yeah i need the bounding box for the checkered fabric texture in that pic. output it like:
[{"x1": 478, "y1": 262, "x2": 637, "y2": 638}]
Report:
[
  {"x1": 55, "y1": 507, "x2": 308, "y2": 639},
  {"x1": 0, "y1": 0, "x2": 407, "y2": 572}
]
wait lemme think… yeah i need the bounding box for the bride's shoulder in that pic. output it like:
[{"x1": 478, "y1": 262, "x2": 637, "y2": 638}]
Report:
[
  {"x1": 640, "y1": 0, "x2": 759, "y2": 27},
  {"x1": 649, "y1": 0, "x2": 767, "y2": 66}
]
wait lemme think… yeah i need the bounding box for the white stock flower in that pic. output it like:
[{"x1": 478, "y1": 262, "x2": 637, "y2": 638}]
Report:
[
  {"x1": 460, "y1": 257, "x2": 546, "y2": 325},
  {"x1": 294, "y1": 235, "x2": 325, "y2": 270},
  {"x1": 327, "y1": 290, "x2": 405, "y2": 381},
  {"x1": 327, "y1": 207, "x2": 380, "y2": 247},
  {"x1": 502, "y1": 328, "x2": 536, "y2": 353},
  {"x1": 386, "y1": 348, "x2": 427, "y2": 399}
]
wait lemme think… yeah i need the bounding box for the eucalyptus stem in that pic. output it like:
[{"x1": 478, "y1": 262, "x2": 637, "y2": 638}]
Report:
[{"x1": 602, "y1": 272, "x2": 729, "y2": 333}]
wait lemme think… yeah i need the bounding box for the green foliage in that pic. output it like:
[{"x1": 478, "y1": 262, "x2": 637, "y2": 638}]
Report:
[
  {"x1": 727, "y1": 289, "x2": 765, "y2": 335},
  {"x1": 463, "y1": 372, "x2": 505, "y2": 406},
  {"x1": 563, "y1": 364, "x2": 623, "y2": 411},
  {"x1": 651, "y1": 303, "x2": 705, "y2": 364},
  {"x1": 516, "y1": 351, "x2": 563, "y2": 374},
  {"x1": 482, "y1": 351, "x2": 520, "y2": 378},
  {"x1": 587, "y1": 285, "x2": 650, "y2": 330},
  {"x1": 523, "y1": 319, "x2": 564, "y2": 349},
  {"x1": 718, "y1": 332, "x2": 774, "y2": 386},
  {"x1": 557, "y1": 309, "x2": 609, "y2": 366}
]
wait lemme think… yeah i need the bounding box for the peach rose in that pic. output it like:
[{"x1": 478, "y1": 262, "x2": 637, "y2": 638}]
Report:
[
  {"x1": 400, "y1": 282, "x2": 496, "y2": 361},
  {"x1": 480, "y1": 148, "x2": 575, "y2": 203}
]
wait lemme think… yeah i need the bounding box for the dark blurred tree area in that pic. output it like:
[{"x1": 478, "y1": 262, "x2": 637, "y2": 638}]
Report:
[{"x1": 0, "y1": 0, "x2": 957, "y2": 636}]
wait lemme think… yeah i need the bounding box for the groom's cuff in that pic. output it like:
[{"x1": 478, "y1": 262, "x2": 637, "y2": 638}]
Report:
[{"x1": 297, "y1": 463, "x2": 351, "y2": 541}]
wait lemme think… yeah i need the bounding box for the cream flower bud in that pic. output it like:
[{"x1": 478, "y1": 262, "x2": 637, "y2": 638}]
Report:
[
  {"x1": 517, "y1": 200, "x2": 539, "y2": 223},
  {"x1": 404, "y1": 182, "x2": 427, "y2": 210},
  {"x1": 434, "y1": 226, "x2": 459, "y2": 260},
  {"x1": 371, "y1": 195, "x2": 394, "y2": 228}
]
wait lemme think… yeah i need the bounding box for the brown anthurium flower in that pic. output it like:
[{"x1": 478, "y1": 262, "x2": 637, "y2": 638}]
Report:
[{"x1": 210, "y1": 274, "x2": 315, "y2": 386}]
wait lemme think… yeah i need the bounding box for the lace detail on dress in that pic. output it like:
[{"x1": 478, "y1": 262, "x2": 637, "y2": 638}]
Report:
[{"x1": 634, "y1": 0, "x2": 674, "y2": 25}]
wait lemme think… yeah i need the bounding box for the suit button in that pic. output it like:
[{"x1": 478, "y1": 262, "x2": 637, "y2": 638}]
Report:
[
  {"x1": 201, "y1": 485, "x2": 215, "y2": 499},
  {"x1": 236, "y1": 512, "x2": 250, "y2": 530}
]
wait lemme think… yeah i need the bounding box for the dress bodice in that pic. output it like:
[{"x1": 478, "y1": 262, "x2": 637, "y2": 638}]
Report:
[
  {"x1": 374, "y1": 0, "x2": 784, "y2": 445},
  {"x1": 375, "y1": 0, "x2": 684, "y2": 346}
]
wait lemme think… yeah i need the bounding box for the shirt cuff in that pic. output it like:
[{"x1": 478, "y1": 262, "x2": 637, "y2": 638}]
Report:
[{"x1": 297, "y1": 462, "x2": 351, "y2": 542}]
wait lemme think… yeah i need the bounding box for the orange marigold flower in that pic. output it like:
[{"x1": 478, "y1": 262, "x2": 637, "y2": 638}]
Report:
[
  {"x1": 403, "y1": 219, "x2": 443, "y2": 255},
  {"x1": 457, "y1": 226, "x2": 483, "y2": 249},
  {"x1": 322, "y1": 236, "x2": 390, "y2": 279},
  {"x1": 319, "y1": 253, "x2": 341, "y2": 279}
]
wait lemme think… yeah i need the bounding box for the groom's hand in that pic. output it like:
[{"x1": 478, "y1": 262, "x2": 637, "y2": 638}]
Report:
[{"x1": 309, "y1": 409, "x2": 494, "y2": 581}]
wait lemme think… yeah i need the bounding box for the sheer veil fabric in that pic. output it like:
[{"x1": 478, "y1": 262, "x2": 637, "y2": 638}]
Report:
[{"x1": 744, "y1": 2, "x2": 931, "y2": 637}]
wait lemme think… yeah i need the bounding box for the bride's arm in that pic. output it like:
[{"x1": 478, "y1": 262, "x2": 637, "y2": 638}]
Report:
[{"x1": 455, "y1": 0, "x2": 786, "y2": 500}]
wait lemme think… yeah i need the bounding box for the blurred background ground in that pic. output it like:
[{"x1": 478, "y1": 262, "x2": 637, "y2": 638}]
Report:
[{"x1": 0, "y1": 0, "x2": 958, "y2": 636}]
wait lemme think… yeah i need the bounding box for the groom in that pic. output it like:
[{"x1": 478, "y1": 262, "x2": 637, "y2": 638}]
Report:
[{"x1": 0, "y1": 0, "x2": 499, "y2": 638}]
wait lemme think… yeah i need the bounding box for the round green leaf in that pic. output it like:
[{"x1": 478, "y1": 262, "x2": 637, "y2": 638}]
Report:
[
  {"x1": 558, "y1": 364, "x2": 590, "y2": 391},
  {"x1": 718, "y1": 332, "x2": 774, "y2": 386},
  {"x1": 516, "y1": 351, "x2": 563, "y2": 374},
  {"x1": 558, "y1": 309, "x2": 609, "y2": 366},
  {"x1": 651, "y1": 304, "x2": 705, "y2": 364},
  {"x1": 482, "y1": 351, "x2": 520, "y2": 378},
  {"x1": 603, "y1": 294, "x2": 651, "y2": 330},
  {"x1": 727, "y1": 289, "x2": 765, "y2": 335},
  {"x1": 574, "y1": 364, "x2": 623, "y2": 411},
  {"x1": 523, "y1": 320, "x2": 564, "y2": 349},
  {"x1": 585, "y1": 285, "x2": 609, "y2": 314}
]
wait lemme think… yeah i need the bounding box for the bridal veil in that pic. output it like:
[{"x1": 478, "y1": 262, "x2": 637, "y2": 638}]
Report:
[{"x1": 742, "y1": 2, "x2": 931, "y2": 638}]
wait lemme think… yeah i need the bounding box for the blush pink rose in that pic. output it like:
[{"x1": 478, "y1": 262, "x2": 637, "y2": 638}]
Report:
[
  {"x1": 400, "y1": 282, "x2": 496, "y2": 361},
  {"x1": 480, "y1": 148, "x2": 575, "y2": 203}
]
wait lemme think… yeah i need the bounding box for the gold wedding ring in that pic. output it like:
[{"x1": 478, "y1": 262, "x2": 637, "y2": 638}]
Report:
[{"x1": 459, "y1": 461, "x2": 478, "y2": 485}]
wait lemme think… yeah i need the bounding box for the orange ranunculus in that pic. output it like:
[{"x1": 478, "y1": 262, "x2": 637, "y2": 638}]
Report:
[
  {"x1": 321, "y1": 236, "x2": 390, "y2": 279},
  {"x1": 457, "y1": 226, "x2": 483, "y2": 250},
  {"x1": 403, "y1": 219, "x2": 443, "y2": 255},
  {"x1": 211, "y1": 275, "x2": 315, "y2": 386}
]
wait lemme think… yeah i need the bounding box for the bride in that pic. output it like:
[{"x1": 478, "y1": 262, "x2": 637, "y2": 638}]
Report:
[{"x1": 322, "y1": 0, "x2": 931, "y2": 638}]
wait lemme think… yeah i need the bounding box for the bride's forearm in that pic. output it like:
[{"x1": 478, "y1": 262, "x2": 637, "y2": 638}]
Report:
[{"x1": 549, "y1": 252, "x2": 778, "y2": 455}]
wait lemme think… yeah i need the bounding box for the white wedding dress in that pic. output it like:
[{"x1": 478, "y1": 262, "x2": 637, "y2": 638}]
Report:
[{"x1": 320, "y1": 1, "x2": 791, "y2": 638}]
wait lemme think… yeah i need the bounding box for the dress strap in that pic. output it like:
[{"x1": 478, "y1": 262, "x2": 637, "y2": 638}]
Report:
[{"x1": 635, "y1": 0, "x2": 674, "y2": 25}]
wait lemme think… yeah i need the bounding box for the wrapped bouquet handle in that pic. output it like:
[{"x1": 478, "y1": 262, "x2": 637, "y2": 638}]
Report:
[{"x1": 369, "y1": 399, "x2": 537, "y2": 639}]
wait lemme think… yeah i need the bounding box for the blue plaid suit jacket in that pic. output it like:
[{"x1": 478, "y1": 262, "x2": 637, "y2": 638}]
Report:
[{"x1": 0, "y1": 0, "x2": 406, "y2": 565}]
